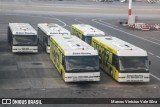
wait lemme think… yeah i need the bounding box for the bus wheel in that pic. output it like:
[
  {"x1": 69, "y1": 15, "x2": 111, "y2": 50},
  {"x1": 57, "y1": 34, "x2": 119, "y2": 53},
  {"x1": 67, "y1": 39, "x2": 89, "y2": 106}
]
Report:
[
  {"x1": 60, "y1": 70, "x2": 62, "y2": 75},
  {"x1": 110, "y1": 69, "x2": 113, "y2": 76},
  {"x1": 61, "y1": 70, "x2": 63, "y2": 76},
  {"x1": 10, "y1": 45, "x2": 12, "y2": 51}
]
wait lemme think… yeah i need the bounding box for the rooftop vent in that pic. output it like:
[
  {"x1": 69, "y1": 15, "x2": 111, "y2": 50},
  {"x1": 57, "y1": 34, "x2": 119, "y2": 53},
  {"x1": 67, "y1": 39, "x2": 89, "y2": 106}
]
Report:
[
  {"x1": 64, "y1": 36, "x2": 72, "y2": 39},
  {"x1": 47, "y1": 23, "x2": 60, "y2": 31},
  {"x1": 105, "y1": 36, "x2": 112, "y2": 40},
  {"x1": 17, "y1": 24, "x2": 28, "y2": 31},
  {"x1": 112, "y1": 42, "x2": 133, "y2": 50},
  {"x1": 67, "y1": 41, "x2": 86, "y2": 50}
]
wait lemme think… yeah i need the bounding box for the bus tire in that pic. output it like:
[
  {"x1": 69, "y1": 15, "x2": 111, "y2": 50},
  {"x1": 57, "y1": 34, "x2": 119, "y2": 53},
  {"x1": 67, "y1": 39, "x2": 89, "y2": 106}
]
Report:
[
  {"x1": 10, "y1": 43, "x2": 12, "y2": 51},
  {"x1": 60, "y1": 70, "x2": 62, "y2": 75},
  {"x1": 61, "y1": 70, "x2": 63, "y2": 77},
  {"x1": 109, "y1": 69, "x2": 113, "y2": 76}
]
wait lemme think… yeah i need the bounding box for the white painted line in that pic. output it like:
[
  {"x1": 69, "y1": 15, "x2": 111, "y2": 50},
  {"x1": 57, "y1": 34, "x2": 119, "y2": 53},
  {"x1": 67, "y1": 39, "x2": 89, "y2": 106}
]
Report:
[
  {"x1": 150, "y1": 74, "x2": 160, "y2": 81},
  {"x1": 99, "y1": 19, "x2": 118, "y2": 27},
  {"x1": 3, "y1": 13, "x2": 68, "y2": 27},
  {"x1": 149, "y1": 37, "x2": 160, "y2": 42},
  {"x1": 74, "y1": 18, "x2": 84, "y2": 24},
  {"x1": 92, "y1": 19, "x2": 160, "y2": 46},
  {"x1": 156, "y1": 56, "x2": 160, "y2": 59},
  {"x1": 54, "y1": 17, "x2": 67, "y2": 27},
  {"x1": 148, "y1": 52, "x2": 154, "y2": 56}
]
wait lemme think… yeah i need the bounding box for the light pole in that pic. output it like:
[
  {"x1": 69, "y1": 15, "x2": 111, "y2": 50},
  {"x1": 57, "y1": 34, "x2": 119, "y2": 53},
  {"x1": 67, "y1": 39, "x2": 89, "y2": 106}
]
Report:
[{"x1": 128, "y1": 0, "x2": 132, "y2": 17}]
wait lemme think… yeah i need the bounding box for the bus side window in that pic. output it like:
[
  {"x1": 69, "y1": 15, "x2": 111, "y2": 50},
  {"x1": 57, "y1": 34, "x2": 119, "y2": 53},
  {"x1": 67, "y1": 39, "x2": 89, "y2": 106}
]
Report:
[
  {"x1": 82, "y1": 35, "x2": 85, "y2": 41},
  {"x1": 98, "y1": 49, "x2": 101, "y2": 56},
  {"x1": 62, "y1": 55, "x2": 65, "y2": 66},
  {"x1": 112, "y1": 54, "x2": 119, "y2": 70},
  {"x1": 105, "y1": 52, "x2": 109, "y2": 66}
]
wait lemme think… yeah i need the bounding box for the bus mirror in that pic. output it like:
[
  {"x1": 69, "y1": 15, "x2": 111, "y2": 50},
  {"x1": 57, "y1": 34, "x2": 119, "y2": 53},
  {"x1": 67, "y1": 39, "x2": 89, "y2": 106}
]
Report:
[{"x1": 149, "y1": 61, "x2": 151, "y2": 65}]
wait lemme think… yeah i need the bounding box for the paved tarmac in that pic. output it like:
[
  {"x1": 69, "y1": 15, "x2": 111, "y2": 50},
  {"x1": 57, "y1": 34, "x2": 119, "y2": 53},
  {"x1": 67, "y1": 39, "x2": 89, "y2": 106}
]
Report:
[{"x1": 0, "y1": 1, "x2": 160, "y2": 107}]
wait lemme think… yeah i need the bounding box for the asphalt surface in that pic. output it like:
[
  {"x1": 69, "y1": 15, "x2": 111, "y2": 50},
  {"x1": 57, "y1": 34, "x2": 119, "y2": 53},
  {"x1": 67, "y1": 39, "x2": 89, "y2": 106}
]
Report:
[
  {"x1": 0, "y1": 0, "x2": 160, "y2": 15},
  {"x1": 0, "y1": 1, "x2": 160, "y2": 107}
]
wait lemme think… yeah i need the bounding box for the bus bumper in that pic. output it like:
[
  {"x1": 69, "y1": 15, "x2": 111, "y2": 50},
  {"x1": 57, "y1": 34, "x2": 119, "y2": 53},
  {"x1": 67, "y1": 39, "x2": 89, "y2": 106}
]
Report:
[
  {"x1": 118, "y1": 73, "x2": 150, "y2": 82},
  {"x1": 64, "y1": 72, "x2": 100, "y2": 82},
  {"x1": 12, "y1": 46, "x2": 38, "y2": 53}
]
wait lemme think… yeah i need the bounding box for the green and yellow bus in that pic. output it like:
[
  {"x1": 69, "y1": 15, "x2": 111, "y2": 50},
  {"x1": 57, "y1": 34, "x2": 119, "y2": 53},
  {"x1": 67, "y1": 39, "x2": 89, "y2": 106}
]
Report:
[
  {"x1": 92, "y1": 36, "x2": 150, "y2": 82},
  {"x1": 50, "y1": 35, "x2": 100, "y2": 82},
  {"x1": 71, "y1": 24, "x2": 105, "y2": 45}
]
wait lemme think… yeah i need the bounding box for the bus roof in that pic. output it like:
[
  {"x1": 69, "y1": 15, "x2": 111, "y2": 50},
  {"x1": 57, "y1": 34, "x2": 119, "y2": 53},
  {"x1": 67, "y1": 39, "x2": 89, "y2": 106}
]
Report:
[
  {"x1": 38, "y1": 23, "x2": 70, "y2": 36},
  {"x1": 9, "y1": 23, "x2": 37, "y2": 35},
  {"x1": 51, "y1": 35, "x2": 98, "y2": 56},
  {"x1": 72, "y1": 24, "x2": 105, "y2": 36},
  {"x1": 93, "y1": 36, "x2": 147, "y2": 56}
]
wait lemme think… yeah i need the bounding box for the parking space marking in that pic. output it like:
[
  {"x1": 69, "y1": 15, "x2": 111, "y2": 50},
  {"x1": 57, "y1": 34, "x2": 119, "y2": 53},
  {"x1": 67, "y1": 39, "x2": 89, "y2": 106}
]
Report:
[
  {"x1": 99, "y1": 19, "x2": 118, "y2": 27},
  {"x1": 1, "y1": 13, "x2": 68, "y2": 27},
  {"x1": 149, "y1": 37, "x2": 160, "y2": 42},
  {"x1": 150, "y1": 74, "x2": 160, "y2": 81},
  {"x1": 92, "y1": 19, "x2": 160, "y2": 46},
  {"x1": 53, "y1": 17, "x2": 67, "y2": 27},
  {"x1": 148, "y1": 52, "x2": 154, "y2": 56},
  {"x1": 74, "y1": 18, "x2": 84, "y2": 24},
  {"x1": 156, "y1": 56, "x2": 160, "y2": 59}
]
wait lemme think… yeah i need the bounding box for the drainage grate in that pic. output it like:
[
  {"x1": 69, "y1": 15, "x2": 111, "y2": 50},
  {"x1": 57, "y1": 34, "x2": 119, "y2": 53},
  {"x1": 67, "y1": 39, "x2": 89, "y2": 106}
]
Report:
[
  {"x1": 32, "y1": 62, "x2": 42, "y2": 65},
  {"x1": 18, "y1": 61, "x2": 53, "y2": 69}
]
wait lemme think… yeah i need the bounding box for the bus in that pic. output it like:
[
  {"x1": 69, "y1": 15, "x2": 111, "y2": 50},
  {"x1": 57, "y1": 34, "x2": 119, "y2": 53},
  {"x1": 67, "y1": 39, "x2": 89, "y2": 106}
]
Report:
[
  {"x1": 71, "y1": 24, "x2": 105, "y2": 45},
  {"x1": 50, "y1": 35, "x2": 100, "y2": 82},
  {"x1": 38, "y1": 23, "x2": 70, "y2": 53},
  {"x1": 8, "y1": 23, "x2": 38, "y2": 53},
  {"x1": 92, "y1": 36, "x2": 150, "y2": 82}
]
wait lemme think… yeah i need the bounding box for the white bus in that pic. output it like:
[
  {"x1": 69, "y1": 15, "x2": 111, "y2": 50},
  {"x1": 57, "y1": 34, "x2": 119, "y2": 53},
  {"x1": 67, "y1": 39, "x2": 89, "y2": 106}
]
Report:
[
  {"x1": 50, "y1": 35, "x2": 100, "y2": 82},
  {"x1": 92, "y1": 36, "x2": 150, "y2": 82},
  {"x1": 8, "y1": 23, "x2": 38, "y2": 53},
  {"x1": 38, "y1": 23, "x2": 70, "y2": 53},
  {"x1": 71, "y1": 24, "x2": 105, "y2": 45}
]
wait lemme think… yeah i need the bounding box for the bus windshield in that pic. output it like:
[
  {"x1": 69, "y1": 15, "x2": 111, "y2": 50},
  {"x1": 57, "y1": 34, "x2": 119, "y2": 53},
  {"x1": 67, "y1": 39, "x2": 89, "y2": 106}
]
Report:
[
  {"x1": 119, "y1": 56, "x2": 149, "y2": 71},
  {"x1": 13, "y1": 35, "x2": 37, "y2": 45},
  {"x1": 65, "y1": 56, "x2": 99, "y2": 72}
]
